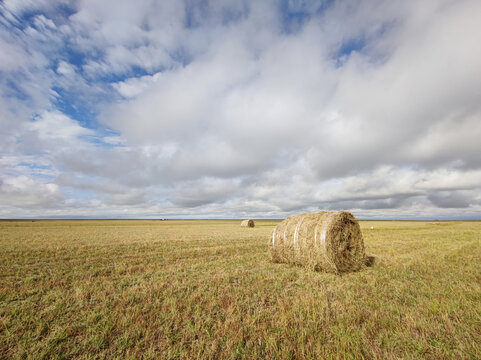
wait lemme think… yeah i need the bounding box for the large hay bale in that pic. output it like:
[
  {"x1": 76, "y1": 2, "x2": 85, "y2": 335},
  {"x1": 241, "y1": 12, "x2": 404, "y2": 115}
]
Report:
[
  {"x1": 241, "y1": 219, "x2": 255, "y2": 228},
  {"x1": 270, "y1": 211, "x2": 365, "y2": 273}
]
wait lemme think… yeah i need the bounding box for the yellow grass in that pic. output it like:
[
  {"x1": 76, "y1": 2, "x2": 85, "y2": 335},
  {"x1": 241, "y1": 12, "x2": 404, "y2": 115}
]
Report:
[{"x1": 1, "y1": 219, "x2": 480, "y2": 359}]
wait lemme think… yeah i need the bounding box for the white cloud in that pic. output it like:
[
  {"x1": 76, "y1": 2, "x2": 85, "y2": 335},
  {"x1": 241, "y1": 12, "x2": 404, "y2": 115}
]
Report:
[
  {"x1": 29, "y1": 110, "x2": 92, "y2": 140},
  {"x1": 56, "y1": 60, "x2": 76, "y2": 77},
  {"x1": 112, "y1": 73, "x2": 162, "y2": 99},
  {"x1": 0, "y1": 175, "x2": 61, "y2": 208},
  {"x1": 1, "y1": 0, "x2": 481, "y2": 218},
  {"x1": 0, "y1": 37, "x2": 30, "y2": 72}
]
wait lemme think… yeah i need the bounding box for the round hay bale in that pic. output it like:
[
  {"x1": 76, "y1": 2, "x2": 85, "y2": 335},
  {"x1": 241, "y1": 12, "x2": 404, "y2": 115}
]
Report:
[
  {"x1": 241, "y1": 219, "x2": 255, "y2": 228},
  {"x1": 270, "y1": 211, "x2": 365, "y2": 273}
]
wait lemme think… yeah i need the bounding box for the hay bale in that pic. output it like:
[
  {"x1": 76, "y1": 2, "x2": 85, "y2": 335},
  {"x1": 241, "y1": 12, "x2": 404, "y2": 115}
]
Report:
[
  {"x1": 270, "y1": 211, "x2": 366, "y2": 273},
  {"x1": 241, "y1": 219, "x2": 255, "y2": 228}
]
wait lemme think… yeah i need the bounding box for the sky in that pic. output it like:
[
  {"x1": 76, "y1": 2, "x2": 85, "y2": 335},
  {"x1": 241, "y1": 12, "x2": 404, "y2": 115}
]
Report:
[{"x1": 1, "y1": 0, "x2": 481, "y2": 219}]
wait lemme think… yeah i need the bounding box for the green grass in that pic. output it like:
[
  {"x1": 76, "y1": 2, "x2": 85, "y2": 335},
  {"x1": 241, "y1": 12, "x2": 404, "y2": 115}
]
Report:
[{"x1": 1, "y1": 219, "x2": 480, "y2": 359}]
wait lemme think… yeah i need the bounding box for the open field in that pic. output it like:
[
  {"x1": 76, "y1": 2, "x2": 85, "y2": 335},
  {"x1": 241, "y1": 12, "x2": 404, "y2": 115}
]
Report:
[{"x1": 1, "y1": 220, "x2": 480, "y2": 359}]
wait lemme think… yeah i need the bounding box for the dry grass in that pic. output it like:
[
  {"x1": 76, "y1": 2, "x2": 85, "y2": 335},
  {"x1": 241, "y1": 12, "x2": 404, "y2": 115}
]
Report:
[{"x1": 1, "y1": 219, "x2": 481, "y2": 359}]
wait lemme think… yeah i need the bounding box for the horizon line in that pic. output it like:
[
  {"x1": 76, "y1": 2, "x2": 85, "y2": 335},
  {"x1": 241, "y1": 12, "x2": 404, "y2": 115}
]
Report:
[{"x1": 1, "y1": 218, "x2": 480, "y2": 221}]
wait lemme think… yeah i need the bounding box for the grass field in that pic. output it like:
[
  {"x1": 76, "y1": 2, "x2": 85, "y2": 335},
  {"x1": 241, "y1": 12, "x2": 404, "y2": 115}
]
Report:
[{"x1": 1, "y1": 219, "x2": 480, "y2": 359}]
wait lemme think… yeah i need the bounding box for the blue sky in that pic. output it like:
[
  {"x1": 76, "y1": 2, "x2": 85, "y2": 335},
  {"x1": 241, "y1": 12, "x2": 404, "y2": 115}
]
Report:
[{"x1": 1, "y1": 0, "x2": 481, "y2": 219}]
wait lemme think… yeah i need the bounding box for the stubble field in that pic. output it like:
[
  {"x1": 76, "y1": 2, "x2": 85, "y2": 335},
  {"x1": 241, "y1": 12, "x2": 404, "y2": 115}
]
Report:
[{"x1": 1, "y1": 219, "x2": 480, "y2": 359}]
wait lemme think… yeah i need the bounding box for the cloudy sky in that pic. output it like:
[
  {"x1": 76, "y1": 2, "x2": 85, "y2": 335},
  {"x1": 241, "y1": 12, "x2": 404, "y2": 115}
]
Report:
[{"x1": 1, "y1": 0, "x2": 480, "y2": 219}]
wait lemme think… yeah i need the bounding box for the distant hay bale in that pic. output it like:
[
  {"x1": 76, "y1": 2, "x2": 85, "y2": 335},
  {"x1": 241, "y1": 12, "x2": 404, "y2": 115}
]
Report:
[
  {"x1": 241, "y1": 219, "x2": 255, "y2": 228},
  {"x1": 270, "y1": 211, "x2": 366, "y2": 273}
]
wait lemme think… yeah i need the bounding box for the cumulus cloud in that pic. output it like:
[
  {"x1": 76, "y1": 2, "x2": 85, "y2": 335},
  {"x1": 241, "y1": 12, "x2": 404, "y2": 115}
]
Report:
[
  {"x1": 0, "y1": 176, "x2": 60, "y2": 208},
  {"x1": 1, "y1": 0, "x2": 481, "y2": 218}
]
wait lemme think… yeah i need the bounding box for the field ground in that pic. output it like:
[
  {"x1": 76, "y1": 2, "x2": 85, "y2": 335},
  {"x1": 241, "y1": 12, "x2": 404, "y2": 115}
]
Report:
[{"x1": 1, "y1": 219, "x2": 480, "y2": 359}]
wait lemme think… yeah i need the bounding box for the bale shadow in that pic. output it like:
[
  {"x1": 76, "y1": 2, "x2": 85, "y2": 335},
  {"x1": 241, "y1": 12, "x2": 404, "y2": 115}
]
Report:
[{"x1": 365, "y1": 255, "x2": 376, "y2": 267}]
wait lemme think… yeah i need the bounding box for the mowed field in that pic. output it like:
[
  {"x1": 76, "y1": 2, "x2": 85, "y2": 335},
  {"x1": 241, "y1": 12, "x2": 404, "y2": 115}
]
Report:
[{"x1": 1, "y1": 220, "x2": 480, "y2": 359}]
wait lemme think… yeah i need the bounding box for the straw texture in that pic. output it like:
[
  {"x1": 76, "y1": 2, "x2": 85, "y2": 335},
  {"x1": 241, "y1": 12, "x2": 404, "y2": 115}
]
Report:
[
  {"x1": 241, "y1": 219, "x2": 255, "y2": 228},
  {"x1": 270, "y1": 211, "x2": 366, "y2": 273}
]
